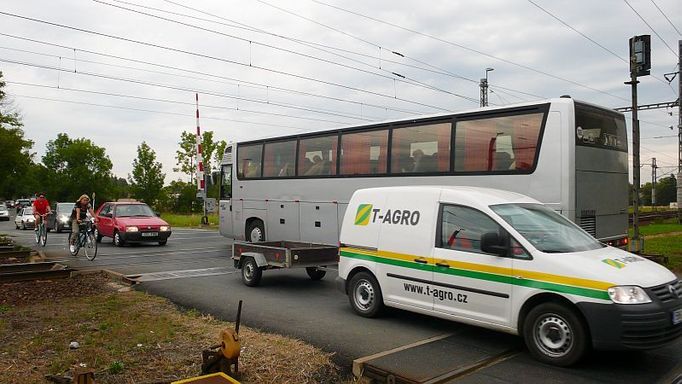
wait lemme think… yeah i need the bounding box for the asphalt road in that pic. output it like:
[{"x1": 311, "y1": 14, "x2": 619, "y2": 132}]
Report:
[{"x1": 2, "y1": 215, "x2": 681, "y2": 383}]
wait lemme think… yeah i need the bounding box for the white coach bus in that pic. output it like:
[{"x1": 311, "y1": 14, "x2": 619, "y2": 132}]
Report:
[{"x1": 218, "y1": 97, "x2": 629, "y2": 248}]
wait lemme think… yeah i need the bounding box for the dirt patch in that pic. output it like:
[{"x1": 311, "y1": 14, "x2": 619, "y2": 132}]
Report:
[{"x1": 0, "y1": 273, "x2": 344, "y2": 383}]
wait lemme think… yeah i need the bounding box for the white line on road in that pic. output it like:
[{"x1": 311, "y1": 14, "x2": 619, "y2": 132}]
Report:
[{"x1": 128, "y1": 267, "x2": 235, "y2": 282}]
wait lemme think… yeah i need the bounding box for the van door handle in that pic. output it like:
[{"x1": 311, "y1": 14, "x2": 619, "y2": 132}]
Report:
[
  {"x1": 413, "y1": 258, "x2": 428, "y2": 264},
  {"x1": 435, "y1": 262, "x2": 450, "y2": 268}
]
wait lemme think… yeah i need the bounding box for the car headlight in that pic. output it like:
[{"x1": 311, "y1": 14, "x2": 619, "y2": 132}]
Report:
[
  {"x1": 27, "y1": 217, "x2": 35, "y2": 222},
  {"x1": 126, "y1": 226, "x2": 139, "y2": 232},
  {"x1": 59, "y1": 216, "x2": 69, "y2": 223},
  {"x1": 160, "y1": 226, "x2": 170, "y2": 232},
  {"x1": 607, "y1": 286, "x2": 652, "y2": 304}
]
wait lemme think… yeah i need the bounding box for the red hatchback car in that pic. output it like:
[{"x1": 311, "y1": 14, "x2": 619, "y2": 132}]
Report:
[{"x1": 95, "y1": 201, "x2": 171, "y2": 246}]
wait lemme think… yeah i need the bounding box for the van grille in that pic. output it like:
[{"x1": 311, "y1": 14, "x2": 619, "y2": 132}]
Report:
[
  {"x1": 650, "y1": 280, "x2": 682, "y2": 303},
  {"x1": 579, "y1": 216, "x2": 596, "y2": 237}
]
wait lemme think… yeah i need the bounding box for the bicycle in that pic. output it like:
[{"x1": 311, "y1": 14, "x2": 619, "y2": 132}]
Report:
[
  {"x1": 69, "y1": 221, "x2": 98, "y2": 260},
  {"x1": 34, "y1": 213, "x2": 49, "y2": 247}
]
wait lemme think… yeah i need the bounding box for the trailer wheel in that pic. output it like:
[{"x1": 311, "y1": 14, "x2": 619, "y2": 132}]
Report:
[
  {"x1": 348, "y1": 271, "x2": 384, "y2": 318},
  {"x1": 306, "y1": 267, "x2": 326, "y2": 281},
  {"x1": 241, "y1": 257, "x2": 263, "y2": 287},
  {"x1": 523, "y1": 302, "x2": 588, "y2": 366}
]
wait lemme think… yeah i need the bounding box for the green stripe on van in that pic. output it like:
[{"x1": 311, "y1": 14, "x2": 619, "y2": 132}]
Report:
[{"x1": 340, "y1": 250, "x2": 610, "y2": 301}]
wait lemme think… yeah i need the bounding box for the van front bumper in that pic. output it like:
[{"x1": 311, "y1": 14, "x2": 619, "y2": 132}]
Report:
[{"x1": 578, "y1": 296, "x2": 682, "y2": 350}]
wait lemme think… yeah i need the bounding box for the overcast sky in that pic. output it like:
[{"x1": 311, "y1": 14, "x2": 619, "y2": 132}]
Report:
[{"x1": 1, "y1": 0, "x2": 680, "y2": 184}]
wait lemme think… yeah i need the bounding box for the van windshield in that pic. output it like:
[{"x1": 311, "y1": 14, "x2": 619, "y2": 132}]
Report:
[{"x1": 490, "y1": 203, "x2": 604, "y2": 253}]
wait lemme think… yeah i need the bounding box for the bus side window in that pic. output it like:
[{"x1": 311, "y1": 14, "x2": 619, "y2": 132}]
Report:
[
  {"x1": 237, "y1": 144, "x2": 263, "y2": 179},
  {"x1": 391, "y1": 123, "x2": 451, "y2": 174},
  {"x1": 298, "y1": 135, "x2": 338, "y2": 177}
]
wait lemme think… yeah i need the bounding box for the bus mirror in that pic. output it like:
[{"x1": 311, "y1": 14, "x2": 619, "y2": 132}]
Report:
[{"x1": 481, "y1": 232, "x2": 508, "y2": 257}]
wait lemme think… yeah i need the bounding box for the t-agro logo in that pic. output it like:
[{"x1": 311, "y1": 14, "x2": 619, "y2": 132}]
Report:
[
  {"x1": 354, "y1": 204, "x2": 420, "y2": 226},
  {"x1": 355, "y1": 204, "x2": 373, "y2": 226},
  {"x1": 602, "y1": 256, "x2": 643, "y2": 269}
]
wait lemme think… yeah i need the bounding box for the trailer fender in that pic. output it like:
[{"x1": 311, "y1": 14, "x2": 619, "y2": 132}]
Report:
[{"x1": 240, "y1": 252, "x2": 268, "y2": 268}]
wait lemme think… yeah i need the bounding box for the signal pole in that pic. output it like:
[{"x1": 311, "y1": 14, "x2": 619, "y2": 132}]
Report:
[
  {"x1": 677, "y1": 40, "x2": 682, "y2": 223},
  {"x1": 651, "y1": 157, "x2": 657, "y2": 207}
]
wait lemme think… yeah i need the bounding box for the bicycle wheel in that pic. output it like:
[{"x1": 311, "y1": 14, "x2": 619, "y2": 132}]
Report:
[
  {"x1": 40, "y1": 224, "x2": 47, "y2": 247},
  {"x1": 68, "y1": 232, "x2": 80, "y2": 256},
  {"x1": 34, "y1": 223, "x2": 41, "y2": 244},
  {"x1": 83, "y1": 231, "x2": 98, "y2": 261}
]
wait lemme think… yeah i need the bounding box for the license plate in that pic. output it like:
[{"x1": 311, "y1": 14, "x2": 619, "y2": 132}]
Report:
[
  {"x1": 141, "y1": 232, "x2": 158, "y2": 237},
  {"x1": 673, "y1": 308, "x2": 682, "y2": 325}
]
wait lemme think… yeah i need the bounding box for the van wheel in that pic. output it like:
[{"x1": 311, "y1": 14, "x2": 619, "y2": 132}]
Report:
[
  {"x1": 348, "y1": 272, "x2": 384, "y2": 318},
  {"x1": 523, "y1": 302, "x2": 588, "y2": 367},
  {"x1": 246, "y1": 220, "x2": 265, "y2": 242},
  {"x1": 241, "y1": 257, "x2": 262, "y2": 287},
  {"x1": 306, "y1": 267, "x2": 326, "y2": 281}
]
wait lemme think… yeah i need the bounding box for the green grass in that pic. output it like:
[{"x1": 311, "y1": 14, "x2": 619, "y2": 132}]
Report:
[
  {"x1": 160, "y1": 213, "x2": 218, "y2": 229},
  {"x1": 642, "y1": 234, "x2": 682, "y2": 272},
  {"x1": 630, "y1": 219, "x2": 682, "y2": 237}
]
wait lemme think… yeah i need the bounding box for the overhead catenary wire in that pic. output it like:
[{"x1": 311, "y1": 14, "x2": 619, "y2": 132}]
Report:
[
  {"x1": 0, "y1": 58, "x2": 378, "y2": 122},
  {"x1": 623, "y1": 0, "x2": 678, "y2": 58},
  {"x1": 153, "y1": 0, "x2": 539, "y2": 102},
  {"x1": 649, "y1": 0, "x2": 682, "y2": 36},
  {"x1": 6, "y1": 80, "x2": 353, "y2": 126},
  {"x1": 0, "y1": 11, "x2": 452, "y2": 113},
  {"x1": 92, "y1": 0, "x2": 481, "y2": 106},
  {"x1": 527, "y1": 0, "x2": 674, "y2": 93},
  {"x1": 304, "y1": 0, "x2": 629, "y2": 103},
  {"x1": 0, "y1": 34, "x2": 424, "y2": 116}
]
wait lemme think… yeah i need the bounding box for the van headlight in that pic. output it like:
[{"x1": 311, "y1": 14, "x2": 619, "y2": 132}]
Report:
[{"x1": 607, "y1": 286, "x2": 652, "y2": 304}]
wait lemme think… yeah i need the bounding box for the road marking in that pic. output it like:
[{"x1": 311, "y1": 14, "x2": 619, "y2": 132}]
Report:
[{"x1": 128, "y1": 267, "x2": 235, "y2": 282}]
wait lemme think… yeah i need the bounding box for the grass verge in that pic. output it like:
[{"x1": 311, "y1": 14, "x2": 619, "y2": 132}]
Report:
[
  {"x1": 0, "y1": 273, "x2": 342, "y2": 383},
  {"x1": 161, "y1": 213, "x2": 219, "y2": 229},
  {"x1": 642, "y1": 234, "x2": 682, "y2": 272}
]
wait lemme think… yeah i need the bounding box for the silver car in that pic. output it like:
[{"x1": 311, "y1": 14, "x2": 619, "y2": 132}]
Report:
[
  {"x1": 0, "y1": 204, "x2": 9, "y2": 221},
  {"x1": 15, "y1": 207, "x2": 35, "y2": 230}
]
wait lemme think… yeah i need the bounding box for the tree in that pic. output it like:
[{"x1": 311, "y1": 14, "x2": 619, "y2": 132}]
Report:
[
  {"x1": 0, "y1": 71, "x2": 34, "y2": 199},
  {"x1": 42, "y1": 133, "x2": 114, "y2": 203},
  {"x1": 174, "y1": 130, "x2": 226, "y2": 182},
  {"x1": 129, "y1": 142, "x2": 165, "y2": 206}
]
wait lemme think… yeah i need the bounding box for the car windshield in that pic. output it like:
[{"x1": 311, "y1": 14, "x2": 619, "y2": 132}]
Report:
[
  {"x1": 23, "y1": 207, "x2": 34, "y2": 215},
  {"x1": 116, "y1": 204, "x2": 155, "y2": 217},
  {"x1": 490, "y1": 203, "x2": 604, "y2": 253},
  {"x1": 58, "y1": 203, "x2": 74, "y2": 213}
]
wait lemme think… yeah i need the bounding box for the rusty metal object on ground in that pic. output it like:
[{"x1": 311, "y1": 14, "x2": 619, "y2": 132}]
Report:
[{"x1": 201, "y1": 300, "x2": 243, "y2": 378}]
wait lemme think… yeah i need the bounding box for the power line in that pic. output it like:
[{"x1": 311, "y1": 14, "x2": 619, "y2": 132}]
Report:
[
  {"x1": 0, "y1": 58, "x2": 378, "y2": 122},
  {"x1": 306, "y1": 0, "x2": 629, "y2": 102},
  {"x1": 6, "y1": 80, "x2": 352, "y2": 125},
  {"x1": 0, "y1": 11, "x2": 452, "y2": 113},
  {"x1": 0, "y1": 34, "x2": 423, "y2": 117},
  {"x1": 93, "y1": 0, "x2": 481, "y2": 105},
  {"x1": 11, "y1": 93, "x2": 309, "y2": 131},
  {"x1": 527, "y1": 0, "x2": 674, "y2": 93},
  {"x1": 623, "y1": 0, "x2": 678, "y2": 57},
  {"x1": 649, "y1": 0, "x2": 682, "y2": 36}
]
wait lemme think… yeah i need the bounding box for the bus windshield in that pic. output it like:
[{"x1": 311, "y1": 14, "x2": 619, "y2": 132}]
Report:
[{"x1": 490, "y1": 203, "x2": 604, "y2": 253}]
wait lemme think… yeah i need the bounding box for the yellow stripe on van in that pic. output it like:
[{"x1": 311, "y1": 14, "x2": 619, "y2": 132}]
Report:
[{"x1": 340, "y1": 247, "x2": 614, "y2": 297}]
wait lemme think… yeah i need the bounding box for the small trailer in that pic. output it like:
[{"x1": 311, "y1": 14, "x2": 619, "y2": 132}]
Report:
[{"x1": 232, "y1": 240, "x2": 338, "y2": 286}]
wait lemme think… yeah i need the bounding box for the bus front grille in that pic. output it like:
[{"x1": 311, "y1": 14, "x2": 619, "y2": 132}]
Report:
[{"x1": 579, "y1": 216, "x2": 596, "y2": 237}]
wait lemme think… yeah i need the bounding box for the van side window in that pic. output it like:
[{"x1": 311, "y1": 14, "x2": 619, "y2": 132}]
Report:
[{"x1": 438, "y1": 205, "x2": 504, "y2": 255}]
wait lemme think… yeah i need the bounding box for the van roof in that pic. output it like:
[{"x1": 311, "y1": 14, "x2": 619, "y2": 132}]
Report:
[{"x1": 357, "y1": 186, "x2": 538, "y2": 207}]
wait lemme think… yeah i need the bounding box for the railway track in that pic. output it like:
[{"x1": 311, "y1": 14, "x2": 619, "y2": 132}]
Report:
[
  {"x1": 630, "y1": 210, "x2": 680, "y2": 224},
  {"x1": 0, "y1": 261, "x2": 72, "y2": 283}
]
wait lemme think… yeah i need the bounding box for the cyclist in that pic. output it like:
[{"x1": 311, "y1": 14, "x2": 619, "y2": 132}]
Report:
[
  {"x1": 32, "y1": 192, "x2": 52, "y2": 232},
  {"x1": 69, "y1": 194, "x2": 97, "y2": 253}
]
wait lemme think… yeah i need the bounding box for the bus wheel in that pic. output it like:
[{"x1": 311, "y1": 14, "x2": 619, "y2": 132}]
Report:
[
  {"x1": 523, "y1": 302, "x2": 588, "y2": 367},
  {"x1": 348, "y1": 272, "x2": 384, "y2": 318},
  {"x1": 306, "y1": 267, "x2": 326, "y2": 281},
  {"x1": 241, "y1": 257, "x2": 262, "y2": 287},
  {"x1": 246, "y1": 220, "x2": 265, "y2": 242}
]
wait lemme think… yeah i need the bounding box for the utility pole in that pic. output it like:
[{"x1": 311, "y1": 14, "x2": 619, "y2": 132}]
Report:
[
  {"x1": 677, "y1": 40, "x2": 682, "y2": 223},
  {"x1": 651, "y1": 157, "x2": 658, "y2": 211},
  {"x1": 626, "y1": 35, "x2": 650, "y2": 253},
  {"x1": 479, "y1": 68, "x2": 493, "y2": 107}
]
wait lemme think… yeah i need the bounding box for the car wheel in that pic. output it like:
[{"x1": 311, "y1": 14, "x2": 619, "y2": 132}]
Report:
[
  {"x1": 158, "y1": 240, "x2": 167, "y2": 246},
  {"x1": 245, "y1": 220, "x2": 265, "y2": 242},
  {"x1": 21, "y1": 222, "x2": 26, "y2": 230},
  {"x1": 96, "y1": 229, "x2": 103, "y2": 243},
  {"x1": 113, "y1": 231, "x2": 125, "y2": 247},
  {"x1": 306, "y1": 267, "x2": 326, "y2": 281},
  {"x1": 523, "y1": 302, "x2": 588, "y2": 367},
  {"x1": 15, "y1": 222, "x2": 19, "y2": 229},
  {"x1": 56, "y1": 224, "x2": 61, "y2": 233},
  {"x1": 241, "y1": 257, "x2": 263, "y2": 287},
  {"x1": 348, "y1": 271, "x2": 385, "y2": 318}
]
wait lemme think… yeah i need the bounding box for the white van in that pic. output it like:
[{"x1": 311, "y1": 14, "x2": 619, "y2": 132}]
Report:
[{"x1": 337, "y1": 186, "x2": 682, "y2": 366}]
